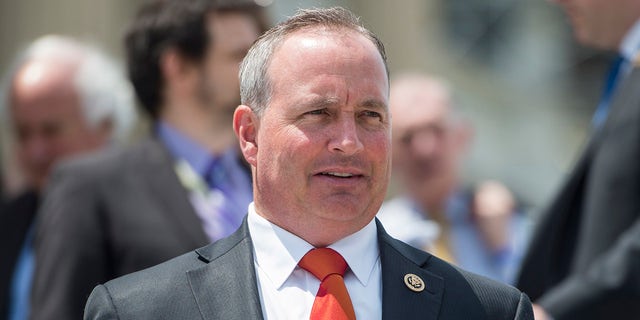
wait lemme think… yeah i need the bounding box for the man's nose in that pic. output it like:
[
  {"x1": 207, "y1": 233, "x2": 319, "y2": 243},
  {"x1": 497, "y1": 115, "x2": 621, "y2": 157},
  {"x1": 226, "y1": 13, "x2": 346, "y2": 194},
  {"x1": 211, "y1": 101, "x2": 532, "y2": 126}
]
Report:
[
  {"x1": 329, "y1": 117, "x2": 364, "y2": 155},
  {"x1": 410, "y1": 130, "x2": 439, "y2": 159},
  {"x1": 23, "y1": 135, "x2": 53, "y2": 167}
]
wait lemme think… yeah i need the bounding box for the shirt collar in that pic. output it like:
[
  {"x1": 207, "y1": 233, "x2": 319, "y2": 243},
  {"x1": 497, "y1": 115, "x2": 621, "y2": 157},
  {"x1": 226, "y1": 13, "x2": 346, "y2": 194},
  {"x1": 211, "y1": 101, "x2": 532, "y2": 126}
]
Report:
[
  {"x1": 620, "y1": 18, "x2": 640, "y2": 61},
  {"x1": 247, "y1": 203, "x2": 379, "y2": 289},
  {"x1": 156, "y1": 121, "x2": 246, "y2": 178},
  {"x1": 330, "y1": 216, "x2": 379, "y2": 286}
]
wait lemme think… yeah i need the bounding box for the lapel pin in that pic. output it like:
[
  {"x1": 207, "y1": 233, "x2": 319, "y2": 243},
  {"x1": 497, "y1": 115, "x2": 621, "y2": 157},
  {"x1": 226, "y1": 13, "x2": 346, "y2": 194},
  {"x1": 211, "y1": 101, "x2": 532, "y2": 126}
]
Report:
[{"x1": 404, "y1": 273, "x2": 425, "y2": 292}]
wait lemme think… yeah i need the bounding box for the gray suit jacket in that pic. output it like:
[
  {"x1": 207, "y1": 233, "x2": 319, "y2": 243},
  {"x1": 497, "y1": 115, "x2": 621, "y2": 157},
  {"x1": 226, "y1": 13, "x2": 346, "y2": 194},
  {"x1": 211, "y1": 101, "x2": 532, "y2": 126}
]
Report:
[
  {"x1": 31, "y1": 139, "x2": 213, "y2": 320},
  {"x1": 516, "y1": 67, "x2": 640, "y2": 319},
  {"x1": 85, "y1": 219, "x2": 533, "y2": 320}
]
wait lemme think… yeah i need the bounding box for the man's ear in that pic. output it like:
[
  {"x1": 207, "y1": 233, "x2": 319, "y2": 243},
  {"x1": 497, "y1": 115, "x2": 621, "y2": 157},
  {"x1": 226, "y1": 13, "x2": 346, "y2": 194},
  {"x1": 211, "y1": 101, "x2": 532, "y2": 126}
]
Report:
[{"x1": 233, "y1": 105, "x2": 258, "y2": 167}]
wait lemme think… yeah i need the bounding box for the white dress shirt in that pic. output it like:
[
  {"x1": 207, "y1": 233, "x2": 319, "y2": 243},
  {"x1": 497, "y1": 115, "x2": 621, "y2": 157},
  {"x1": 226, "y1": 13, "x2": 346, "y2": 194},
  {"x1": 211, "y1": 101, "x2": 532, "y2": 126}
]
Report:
[
  {"x1": 247, "y1": 203, "x2": 382, "y2": 320},
  {"x1": 619, "y1": 19, "x2": 640, "y2": 72}
]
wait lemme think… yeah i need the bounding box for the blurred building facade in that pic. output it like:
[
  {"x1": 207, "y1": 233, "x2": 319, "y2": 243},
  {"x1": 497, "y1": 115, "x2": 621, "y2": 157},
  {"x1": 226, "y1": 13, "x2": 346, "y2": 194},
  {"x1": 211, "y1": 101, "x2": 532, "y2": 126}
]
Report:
[{"x1": 0, "y1": 0, "x2": 610, "y2": 213}]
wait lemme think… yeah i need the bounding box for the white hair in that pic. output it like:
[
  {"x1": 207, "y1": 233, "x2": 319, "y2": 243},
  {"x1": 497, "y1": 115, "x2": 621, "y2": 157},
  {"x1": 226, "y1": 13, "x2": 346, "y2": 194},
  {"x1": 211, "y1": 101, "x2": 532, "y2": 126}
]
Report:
[{"x1": 1, "y1": 35, "x2": 137, "y2": 142}]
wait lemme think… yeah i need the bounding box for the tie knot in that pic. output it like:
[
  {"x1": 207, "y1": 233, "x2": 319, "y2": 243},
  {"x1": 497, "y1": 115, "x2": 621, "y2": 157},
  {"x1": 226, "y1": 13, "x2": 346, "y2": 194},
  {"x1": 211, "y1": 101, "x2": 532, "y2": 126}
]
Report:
[{"x1": 298, "y1": 248, "x2": 348, "y2": 281}]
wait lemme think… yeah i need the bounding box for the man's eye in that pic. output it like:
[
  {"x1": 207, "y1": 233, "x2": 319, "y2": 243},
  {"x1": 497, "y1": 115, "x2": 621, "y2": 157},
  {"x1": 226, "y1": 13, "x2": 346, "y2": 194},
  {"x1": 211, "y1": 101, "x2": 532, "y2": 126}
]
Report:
[
  {"x1": 307, "y1": 109, "x2": 328, "y2": 116},
  {"x1": 363, "y1": 111, "x2": 383, "y2": 119},
  {"x1": 400, "y1": 134, "x2": 413, "y2": 145}
]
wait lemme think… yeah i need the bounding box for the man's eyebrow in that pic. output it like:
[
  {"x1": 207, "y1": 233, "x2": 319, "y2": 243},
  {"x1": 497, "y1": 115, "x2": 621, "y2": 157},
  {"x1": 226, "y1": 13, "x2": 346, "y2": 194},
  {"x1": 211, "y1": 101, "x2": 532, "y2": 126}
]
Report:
[
  {"x1": 301, "y1": 96, "x2": 340, "y2": 109},
  {"x1": 360, "y1": 99, "x2": 388, "y2": 111},
  {"x1": 295, "y1": 97, "x2": 387, "y2": 111}
]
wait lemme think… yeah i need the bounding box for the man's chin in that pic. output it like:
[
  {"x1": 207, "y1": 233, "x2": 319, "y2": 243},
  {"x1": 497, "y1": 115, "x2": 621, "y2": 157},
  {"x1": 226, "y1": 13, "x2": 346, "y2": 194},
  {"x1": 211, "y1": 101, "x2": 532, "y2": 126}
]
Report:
[
  {"x1": 574, "y1": 28, "x2": 614, "y2": 50},
  {"x1": 408, "y1": 170, "x2": 436, "y2": 183}
]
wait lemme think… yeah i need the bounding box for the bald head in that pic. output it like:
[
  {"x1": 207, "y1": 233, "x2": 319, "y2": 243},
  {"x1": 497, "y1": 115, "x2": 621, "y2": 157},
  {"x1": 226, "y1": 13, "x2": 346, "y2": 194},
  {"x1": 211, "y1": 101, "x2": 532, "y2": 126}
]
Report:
[
  {"x1": 12, "y1": 57, "x2": 80, "y2": 113},
  {"x1": 5, "y1": 35, "x2": 135, "y2": 191},
  {"x1": 10, "y1": 56, "x2": 104, "y2": 190},
  {"x1": 390, "y1": 74, "x2": 452, "y2": 138},
  {"x1": 390, "y1": 73, "x2": 469, "y2": 210}
]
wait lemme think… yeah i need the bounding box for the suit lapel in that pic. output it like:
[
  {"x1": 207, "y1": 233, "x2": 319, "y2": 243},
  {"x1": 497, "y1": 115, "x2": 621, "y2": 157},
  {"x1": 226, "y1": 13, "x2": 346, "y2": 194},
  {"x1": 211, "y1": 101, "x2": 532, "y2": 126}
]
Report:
[
  {"x1": 602, "y1": 67, "x2": 640, "y2": 131},
  {"x1": 138, "y1": 138, "x2": 209, "y2": 247},
  {"x1": 187, "y1": 220, "x2": 264, "y2": 320},
  {"x1": 377, "y1": 220, "x2": 444, "y2": 320},
  {"x1": 185, "y1": 218, "x2": 446, "y2": 320}
]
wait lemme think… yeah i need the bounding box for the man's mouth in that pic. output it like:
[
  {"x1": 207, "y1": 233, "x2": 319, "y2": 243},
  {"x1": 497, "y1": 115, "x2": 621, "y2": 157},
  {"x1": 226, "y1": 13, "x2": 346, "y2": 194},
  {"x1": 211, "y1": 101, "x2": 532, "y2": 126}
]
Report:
[{"x1": 320, "y1": 172, "x2": 356, "y2": 178}]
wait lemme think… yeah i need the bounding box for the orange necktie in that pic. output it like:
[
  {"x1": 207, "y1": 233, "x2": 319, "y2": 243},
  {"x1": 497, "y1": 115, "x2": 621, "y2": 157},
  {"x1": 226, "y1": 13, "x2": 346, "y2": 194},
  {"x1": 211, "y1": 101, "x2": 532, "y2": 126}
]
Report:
[{"x1": 298, "y1": 248, "x2": 356, "y2": 320}]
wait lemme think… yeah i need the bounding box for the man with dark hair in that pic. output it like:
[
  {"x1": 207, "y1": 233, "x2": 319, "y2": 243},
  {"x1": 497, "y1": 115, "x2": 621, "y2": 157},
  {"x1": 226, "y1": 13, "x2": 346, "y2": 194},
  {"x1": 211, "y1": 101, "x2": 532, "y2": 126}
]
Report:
[
  {"x1": 30, "y1": 1, "x2": 267, "y2": 319},
  {"x1": 84, "y1": 7, "x2": 533, "y2": 320}
]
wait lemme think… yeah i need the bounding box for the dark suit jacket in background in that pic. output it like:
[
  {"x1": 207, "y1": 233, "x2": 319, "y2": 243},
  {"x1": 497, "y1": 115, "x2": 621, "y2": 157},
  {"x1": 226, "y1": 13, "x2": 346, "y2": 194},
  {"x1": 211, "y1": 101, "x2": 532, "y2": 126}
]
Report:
[
  {"x1": 0, "y1": 190, "x2": 38, "y2": 320},
  {"x1": 516, "y1": 67, "x2": 640, "y2": 319},
  {"x1": 31, "y1": 139, "x2": 212, "y2": 320},
  {"x1": 85, "y1": 219, "x2": 533, "y2": 320}
]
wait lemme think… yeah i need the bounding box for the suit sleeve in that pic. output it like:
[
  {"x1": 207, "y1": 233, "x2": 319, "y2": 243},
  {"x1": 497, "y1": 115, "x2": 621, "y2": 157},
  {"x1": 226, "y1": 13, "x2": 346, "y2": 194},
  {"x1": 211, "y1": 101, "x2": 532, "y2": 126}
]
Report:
[
  {"x1": 538, "y1": 216, "x2": 640, "y2": 318},
  {"x1": 84, "y1": 285, "x2": 119, "y2": 320},
  {"x1": 514, "y1": 292, "x2": 534, "y2": 320},
  {"x1": 458, "y1": 266, "x2": 534, "y2": 320},
  {"x1": 31, "y1": 163, "x2": 109, "y2": 320}
]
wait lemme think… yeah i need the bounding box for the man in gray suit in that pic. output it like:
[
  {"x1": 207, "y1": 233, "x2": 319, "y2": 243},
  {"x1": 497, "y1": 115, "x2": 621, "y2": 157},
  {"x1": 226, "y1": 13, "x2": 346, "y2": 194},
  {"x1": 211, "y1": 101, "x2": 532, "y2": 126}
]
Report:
[
  {"x1": 31, "y1": 0, "x2": 268, "y2": 319},
  {"x1": 85, "y1": 7, "x2": 533, "y2": 320},
  {"x1": 0, "y1": 34, "x2": 136, "y2": 320},
  {"x1": 516, "y1": 0, "x2": 640, "y2": 319}
]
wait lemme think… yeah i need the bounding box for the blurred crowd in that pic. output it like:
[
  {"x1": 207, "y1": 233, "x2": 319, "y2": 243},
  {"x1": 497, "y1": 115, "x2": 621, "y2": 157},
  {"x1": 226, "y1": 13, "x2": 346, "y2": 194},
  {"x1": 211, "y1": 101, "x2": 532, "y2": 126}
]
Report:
[{"x1": 1, "y1": 0, "x2": 639, "y2": 319}]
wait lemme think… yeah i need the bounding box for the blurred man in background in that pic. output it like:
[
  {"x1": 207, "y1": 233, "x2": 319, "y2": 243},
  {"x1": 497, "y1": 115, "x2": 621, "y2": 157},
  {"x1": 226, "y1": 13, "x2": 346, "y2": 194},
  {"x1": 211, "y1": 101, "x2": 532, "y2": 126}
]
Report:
[
  {"x1": 378, "y1": 73, "x2": 529, "y2": 284},
  {"x1": 30, "y1": 0, "x2": 268, "y2": 319},
  {"x1": 0, "y1": 35, "x2": 136, "y2": 320},
  {"x1": 516, "y1": 0, "x2": 640, "y2": 319}
]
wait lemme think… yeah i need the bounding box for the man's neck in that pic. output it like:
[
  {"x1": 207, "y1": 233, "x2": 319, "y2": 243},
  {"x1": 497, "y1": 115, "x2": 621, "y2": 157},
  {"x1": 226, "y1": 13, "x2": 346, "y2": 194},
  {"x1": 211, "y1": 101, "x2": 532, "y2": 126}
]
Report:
[
  {"x1": 160, "y1": 102, "x2": 236, "y2": 154},
  {"x1": 410, "y1": 184, "x2": 453, "y2": 220}
]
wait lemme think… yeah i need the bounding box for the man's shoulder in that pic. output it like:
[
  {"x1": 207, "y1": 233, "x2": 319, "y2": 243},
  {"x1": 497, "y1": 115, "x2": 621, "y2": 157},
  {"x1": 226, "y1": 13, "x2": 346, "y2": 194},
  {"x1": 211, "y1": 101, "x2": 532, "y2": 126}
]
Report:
[
  {"x1": 99, "y1": 223, "x2": 250, "y2": 300},
  {"x1": 456, "y1": 267, "x2": 530, "y2": 316},
  {"x1": 56, "y1": 138, "x2": 163, "y2": 175},
  {"x1": 380, "y1": 230, "x2": 532, "y2": 319},
  {"x1": 105, "y1": 249, "x2": 202, "y2": 294},
  {"x1": 384, "y1": 233, "x2": 520, "y2": 296},
  {"x1": 429, "y1": 254, "x2": 532, "y2": 319},
  {"x1": 85, "y1": 226, "x2": 253, "y2": 319},
  {"x1": 86, "y1": 249, "x2": 205, "y2": 319},
  {"x1": 45, "y1": 139, "x2": 171, "y2": 193}
]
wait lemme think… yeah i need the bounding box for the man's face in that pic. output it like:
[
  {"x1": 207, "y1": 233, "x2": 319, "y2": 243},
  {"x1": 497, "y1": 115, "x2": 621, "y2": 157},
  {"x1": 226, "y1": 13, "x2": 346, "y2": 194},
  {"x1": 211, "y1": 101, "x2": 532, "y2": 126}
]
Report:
[
  {"x1": 241, "y1": 30, "x2": 390, "y2": 246},
  {"x1": 10, "y1": 61, "x2": 108, "y2": 190},
  {"x1": 199, "y1": 11, "x2": 260, "y2": 115},
  {"x1": 552, "y1": 0, "x2": 640, "y2": 49},
  {"x1": 390, "y1": 81, "x2": 465, "y2": 202}
]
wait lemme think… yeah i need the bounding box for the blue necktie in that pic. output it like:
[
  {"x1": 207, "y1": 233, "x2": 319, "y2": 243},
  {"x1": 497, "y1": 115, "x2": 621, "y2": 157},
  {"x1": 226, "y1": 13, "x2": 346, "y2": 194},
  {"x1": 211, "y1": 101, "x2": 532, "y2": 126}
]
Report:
[
  {"x1": 204, "y1": 159, "x2": 244, "y2": 237},
  {"x1": 592, "y1": 54, "x2": 626, "y2": 128},
  {"x1": 9, "y1": 227, "x2": 35, "y2": 320}
]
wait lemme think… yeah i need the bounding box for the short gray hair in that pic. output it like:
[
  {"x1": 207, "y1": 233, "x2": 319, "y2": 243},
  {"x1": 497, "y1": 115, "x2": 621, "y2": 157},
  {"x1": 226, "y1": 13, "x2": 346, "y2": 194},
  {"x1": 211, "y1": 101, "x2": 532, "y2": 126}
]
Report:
[
  {"x1": 239, "y1": 7, "x2": 388, "y2": 117},
  {"x1": 1, "y1": 35, "x2": 137, "y2": 142}
]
